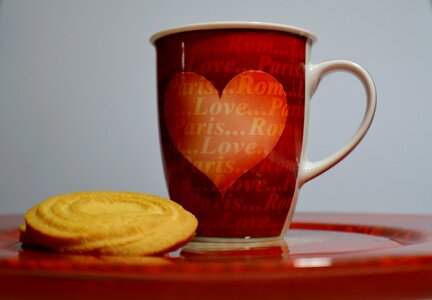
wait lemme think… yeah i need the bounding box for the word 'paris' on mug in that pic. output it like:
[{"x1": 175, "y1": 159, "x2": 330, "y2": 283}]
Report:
[{"x1": 150, "y1": 22, "x2": 376, "y2": 242}]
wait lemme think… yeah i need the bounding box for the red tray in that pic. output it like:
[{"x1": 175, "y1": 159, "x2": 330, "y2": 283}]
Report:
[{"x1": 1, "y1": 213, "x2": 432, "y2": 300}]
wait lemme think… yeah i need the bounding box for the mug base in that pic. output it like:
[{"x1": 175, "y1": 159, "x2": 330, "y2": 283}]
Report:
[{"x1": 181, "y1": 235, "x2": 288, "y2": 254}]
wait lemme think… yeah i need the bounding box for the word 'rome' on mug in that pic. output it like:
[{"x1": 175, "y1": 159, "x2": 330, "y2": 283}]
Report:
[{"x1": 150, "y1": 22, "x2": 376, "y2": 242}]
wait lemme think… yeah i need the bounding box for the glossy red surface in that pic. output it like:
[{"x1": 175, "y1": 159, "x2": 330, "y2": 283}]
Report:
[{"x1": 1, "y1": 213, "x2": 432, "y2": 299}]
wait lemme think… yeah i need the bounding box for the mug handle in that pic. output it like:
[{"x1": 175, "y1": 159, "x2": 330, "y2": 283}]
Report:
[{"x1": 299, "y1": 60, "x2": 377, "y2": 185}]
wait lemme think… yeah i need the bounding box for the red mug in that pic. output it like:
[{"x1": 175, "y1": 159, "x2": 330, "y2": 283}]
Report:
[{"x1": 151, "y1": 22, "x2": 376, "y2": 242}]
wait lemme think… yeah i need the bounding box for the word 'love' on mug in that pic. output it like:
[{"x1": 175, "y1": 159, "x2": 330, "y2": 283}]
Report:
[{"x1": 151, "y1": 22, "x2": 376, "y2": 241}]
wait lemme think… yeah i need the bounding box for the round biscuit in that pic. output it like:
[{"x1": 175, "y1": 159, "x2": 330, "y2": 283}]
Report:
[{"x1": 21, "y1": 192, "x2": 198, "y2": 256}]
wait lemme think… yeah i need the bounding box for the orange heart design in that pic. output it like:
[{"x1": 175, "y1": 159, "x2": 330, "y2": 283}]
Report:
[{"x1": 164, "y1": 70, "x2": 287, "y2": 194}]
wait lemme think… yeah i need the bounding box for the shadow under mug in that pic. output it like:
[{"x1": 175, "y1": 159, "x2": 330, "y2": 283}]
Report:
[{"x1": 151, "y1": 22, "x2": 376, "y2": 242}]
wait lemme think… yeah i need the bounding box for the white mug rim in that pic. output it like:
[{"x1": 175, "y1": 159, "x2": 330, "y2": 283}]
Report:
[{"x1": 150, "y1": 21, "x2": 317, "y2": 44}]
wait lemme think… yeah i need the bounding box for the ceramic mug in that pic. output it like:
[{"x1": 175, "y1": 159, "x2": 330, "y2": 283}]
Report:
[{"x1": 151, "y1": 22, "x2": 376, "y2": 242}]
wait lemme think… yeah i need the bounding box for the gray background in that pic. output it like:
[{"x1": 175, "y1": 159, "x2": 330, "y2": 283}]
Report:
[{"x1": 0, "y1": 0, "x2": 431, "y2": 214}]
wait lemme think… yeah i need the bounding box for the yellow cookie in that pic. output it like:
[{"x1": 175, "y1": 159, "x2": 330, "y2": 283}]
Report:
[{"x1": 20, "y1": 192, "x2": 198, "y2": 256}]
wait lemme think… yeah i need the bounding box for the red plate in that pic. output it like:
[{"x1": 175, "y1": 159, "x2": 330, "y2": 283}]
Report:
[{"x1": 1, "y1": 213, "x2": 432, "y2": 300}]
